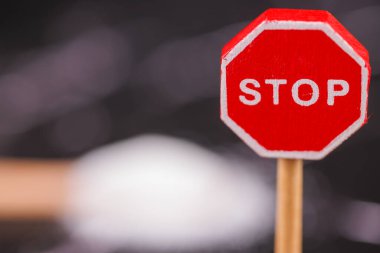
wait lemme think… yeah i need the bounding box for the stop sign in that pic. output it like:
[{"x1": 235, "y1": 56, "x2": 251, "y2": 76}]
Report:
[{"x1": 221, "y1": 9, "x2": 371, "y2": 160}]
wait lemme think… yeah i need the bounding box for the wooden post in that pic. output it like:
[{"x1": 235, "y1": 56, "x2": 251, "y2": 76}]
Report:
[{"x1": 275, "y1": 158, "x2": 303, "y2": 253}]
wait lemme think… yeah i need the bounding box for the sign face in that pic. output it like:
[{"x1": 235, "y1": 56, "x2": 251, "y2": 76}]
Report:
[{"x1": 220, "y1": 9, "x2": 371, "y2": 160}]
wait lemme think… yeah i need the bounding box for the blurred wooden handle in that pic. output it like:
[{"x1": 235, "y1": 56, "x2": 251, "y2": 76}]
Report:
[
  {"x1": 275, "y1": 158, "x2": 303, "y2": 253},
  {"x1": 0, "y1": 159, "x2": 71, "y2": 219}
]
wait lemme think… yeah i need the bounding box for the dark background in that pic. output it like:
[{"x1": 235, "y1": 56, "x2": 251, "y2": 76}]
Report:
[{"x1": 0, "y1": 0, "x2": 379, "y2": 252}]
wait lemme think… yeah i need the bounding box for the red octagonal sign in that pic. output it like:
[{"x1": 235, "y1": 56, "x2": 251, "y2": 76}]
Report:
[{"x1": 221, "y1": 9, "x2": 371, "y2": 160}]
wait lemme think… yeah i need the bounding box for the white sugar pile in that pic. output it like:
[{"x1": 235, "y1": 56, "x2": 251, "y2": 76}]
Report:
[{"x1": 63, "y1": 135, "x2": 274, "y2": 251}]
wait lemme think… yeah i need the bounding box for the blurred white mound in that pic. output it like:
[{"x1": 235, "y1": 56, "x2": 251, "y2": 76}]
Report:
[{"x1": 63, "y1": 134, "x2": 273, "y2": 251}]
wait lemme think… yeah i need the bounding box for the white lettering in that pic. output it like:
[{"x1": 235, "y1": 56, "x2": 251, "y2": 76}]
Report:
[
  {"x1": 265, "y1": 79, "x2": 287, "y2": 105},
  {"x1": 239, "y1": 79, "x2": 261, "y2": 105},
  {"x1": 292, "y1": 79, "x2": 319, "y2": 106},
  {"x1": 327, "y1": 79, "x2": 349, "y2": 106},
  {"x1": 238, "y1": 78, "x2": 348, "y2": 106}
]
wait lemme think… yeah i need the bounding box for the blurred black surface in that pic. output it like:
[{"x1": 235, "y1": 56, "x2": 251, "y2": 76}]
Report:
[{"x1": 0, "y1": 0, "x2": 379, "y2": 252}]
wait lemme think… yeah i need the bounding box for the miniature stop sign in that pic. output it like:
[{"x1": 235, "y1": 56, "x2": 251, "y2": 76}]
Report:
[{"x1": 221, "y1": 9, "x2": 371, "y2": 160}]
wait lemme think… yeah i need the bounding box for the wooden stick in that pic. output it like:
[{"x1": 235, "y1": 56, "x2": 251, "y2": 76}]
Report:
[
  {"x1": 275, "y1": 158, "x2": 303, "y2": 253},
  {"x1": 0, "y1": 159, "x2": 71, "y2": 219}
]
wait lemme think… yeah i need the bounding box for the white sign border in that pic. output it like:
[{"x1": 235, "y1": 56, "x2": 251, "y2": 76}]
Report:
[{"x1": 220, "y1": 20, "x2": 369, "y2": 160}]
